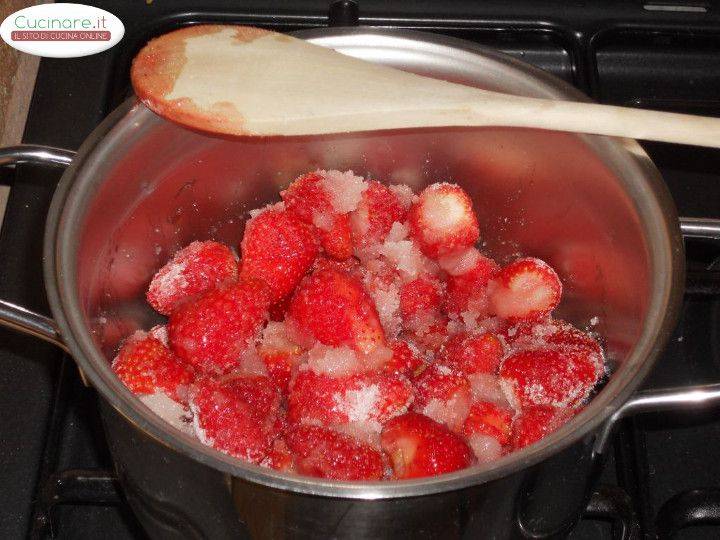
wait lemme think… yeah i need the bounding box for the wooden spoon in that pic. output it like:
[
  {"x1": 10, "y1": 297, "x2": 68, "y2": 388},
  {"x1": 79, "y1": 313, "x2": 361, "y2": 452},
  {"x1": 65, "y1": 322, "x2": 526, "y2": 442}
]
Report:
[{"x1": 132, "y1": 25, "x2": 720, "y2": 147}]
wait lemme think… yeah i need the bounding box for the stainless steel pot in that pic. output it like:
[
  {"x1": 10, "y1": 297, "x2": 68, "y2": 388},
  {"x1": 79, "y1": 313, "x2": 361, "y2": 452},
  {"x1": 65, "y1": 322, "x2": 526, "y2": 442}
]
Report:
[{"x1": 2, "y1": 27, "x2": 720, "y2": 539}]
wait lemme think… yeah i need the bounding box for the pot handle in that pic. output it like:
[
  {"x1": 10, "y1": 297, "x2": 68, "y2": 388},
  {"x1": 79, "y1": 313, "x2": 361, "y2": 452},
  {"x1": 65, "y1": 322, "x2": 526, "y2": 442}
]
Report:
[
  {"x1": 678, "y1": 216, "x2": 720, "y2": 240},
  {"x1": 593, "y1": 216, "x2": 720, "y2": 455},
  {"x1": 593, "y1": 382, "x2": 720, "y2": 457},
  {"x1": 0, "y1": 145, "x2": 75, "y2": 351}
]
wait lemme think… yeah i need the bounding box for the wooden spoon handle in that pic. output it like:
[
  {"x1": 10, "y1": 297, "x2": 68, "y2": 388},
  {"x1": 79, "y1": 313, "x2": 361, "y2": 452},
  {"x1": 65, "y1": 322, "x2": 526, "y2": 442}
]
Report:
[
  {"x1": 469, "y1": 94, "x2": 720, "y2": 148},
  {"x1": 132, "y1": 25, "x2": 720, "y2": 148}
]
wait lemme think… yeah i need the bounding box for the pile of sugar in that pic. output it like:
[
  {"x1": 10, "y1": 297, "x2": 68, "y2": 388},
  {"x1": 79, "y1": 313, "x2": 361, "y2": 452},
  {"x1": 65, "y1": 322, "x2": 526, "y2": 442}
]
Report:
[
  {"x1": 140, "y1": 392, "x2": 194, "y2": 436},
  {"x1": 319, "y1": 170, "x2": 367, "y2": 214}
]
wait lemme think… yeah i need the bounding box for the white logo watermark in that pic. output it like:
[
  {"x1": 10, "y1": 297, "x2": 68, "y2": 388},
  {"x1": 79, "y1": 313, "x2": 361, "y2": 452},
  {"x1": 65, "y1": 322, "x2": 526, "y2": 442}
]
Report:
[{"x1": 0, "y1": 3, "x2": 124, "y2": 58}]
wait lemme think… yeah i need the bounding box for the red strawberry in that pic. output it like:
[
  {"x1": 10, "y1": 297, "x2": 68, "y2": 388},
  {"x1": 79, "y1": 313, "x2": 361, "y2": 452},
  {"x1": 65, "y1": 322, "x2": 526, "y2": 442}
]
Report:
[
  {"x1": 112, "y1": 332, "x2": 194, "y2": 403},
  {"x1": 512, "y1": 405, "x2": 575, "y2": 449},
  {"x1": 488, "y1": 257, "x2": 562, "y2": 320},
  {"x1": 384, "y1": 340, "x2": 424, "y2": 377},
  {"x1": 288, "y1": 267, "x2": 386, "y2": 354},
  {"x1": 147, "y1": 240, "x2": 238, "y2": 315},
  {"x1": 312, "y1": 255, "x2": 362, "y2": 276},
  {"x1": 381, "y1": 413, "x2": 474, "y2": 479},
  {"x1": 545, "y1": 321, "x2": 603, "y2": 356},
  {"x1": 443, "y1": 250, "x2": 499, "y2": 315},
  {"x1": 350, "y1": 180, "x2": 406, "y2": 248},
  {"x1": 285, "y1": 424, "x2": 383, "y2": 480},
  {"x1": 399, "y1": 276, "x2": 444, "y2": 322},
  {"x1": 404, "y1": 318, "x2": 450, "y2": 357},
  {"x1": 263, "y1": 438, "x2": 295, "y2": 472},
  {"x1": 462, "y1": 401, "x2": 513, "y2": 445},
  {"x1": 168, "y1": 280, "x2": 271, "y2": 374},
  {"x1": 189, "y1": 375, "x2": 281, "y2": 463},
  {"x1": 408, "y1": 183, "x2": 479, "y2": 259},
  {"x1": 499, "y1": 348, "x2": 601, "y2": 409},
  {"x1": 503, "y1": 319, "x2": 602, "y2": 357},
  {"x1": 439, "y1": 332, "x2": 504, "y2": 376},
  {"x1": 287, "y1": 370, "x2": 413, "y2": 426},
  {"x1": 257, "y1": 321, "x2": 304, "y2": 394},
  {"x1": 281, "y1": 172, "x2": 358, "y2": 261},
  {"x1": 320, "y1": 213, "x2": 354, "y2": 260},
  {"x1": 412, "y1": 363, "x2": 471, "y2": 432},
  {"x1": 268, "y1": 295, "x2": 292, "y2": 322},
  {"x1": 240, "y1": 208, "x2": 318, "y2": 303}
]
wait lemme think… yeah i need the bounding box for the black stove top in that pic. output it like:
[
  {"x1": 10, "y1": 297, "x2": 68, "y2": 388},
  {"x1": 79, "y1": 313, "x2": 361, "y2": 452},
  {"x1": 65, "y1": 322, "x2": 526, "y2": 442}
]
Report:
[{"x1": 1, "y1": 2, "x2": 720, "y2": 539}]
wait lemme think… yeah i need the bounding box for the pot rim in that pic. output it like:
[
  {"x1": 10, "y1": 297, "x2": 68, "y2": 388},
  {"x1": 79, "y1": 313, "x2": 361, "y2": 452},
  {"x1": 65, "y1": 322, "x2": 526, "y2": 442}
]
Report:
[{"x1": 43, "y1": 26, "x2": 685, "y2": 499}]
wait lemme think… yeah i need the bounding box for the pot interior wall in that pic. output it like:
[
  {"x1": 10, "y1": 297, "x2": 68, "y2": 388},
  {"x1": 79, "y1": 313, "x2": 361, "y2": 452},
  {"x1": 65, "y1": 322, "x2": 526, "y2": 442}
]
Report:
[{"x1": 77, "y1": 112, "x2": 648, "y2": 373}]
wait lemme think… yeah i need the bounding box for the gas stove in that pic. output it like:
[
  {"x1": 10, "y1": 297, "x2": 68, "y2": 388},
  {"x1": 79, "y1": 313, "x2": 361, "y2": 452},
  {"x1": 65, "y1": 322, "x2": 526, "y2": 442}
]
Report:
[{"x1": 1, "y1": 2, "x2": 719, "y2": 539}]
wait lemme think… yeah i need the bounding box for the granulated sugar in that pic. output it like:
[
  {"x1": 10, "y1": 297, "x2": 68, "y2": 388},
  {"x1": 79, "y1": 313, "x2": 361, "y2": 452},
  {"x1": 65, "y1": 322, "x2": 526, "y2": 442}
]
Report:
[
  {"x1": 140, "y1": 392, "x2": 194, "y2": 436},
  {"x1": 307, "y1": 344, "x2": 362, "y2": 377},
  {"x1": 319, "y1": 170, "x2": 368, "y2": 213}
]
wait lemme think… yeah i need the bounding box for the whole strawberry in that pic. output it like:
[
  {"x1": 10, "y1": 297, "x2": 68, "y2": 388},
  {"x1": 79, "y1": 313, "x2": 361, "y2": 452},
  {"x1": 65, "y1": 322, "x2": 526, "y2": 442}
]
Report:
[
  {"x1": 189, "y1": 375, "x2": 281, "y2": 463},
  {"x1": 499, "y1": 347, "x2": 601, "y2": 408},
  {"x1": 439, "y1": 332, "x2": 504, "y2": 376},
  {"x1": 288, "y1": 267, "x2": 386, "y2": 354},
  {"x1": 240, "y1": 207, "x2": 318, "y2": 303},
  {"x1": 442, "y1": 248, "x2": 499, "y2": 316},
  {"x1": 112, "y1": 332, "x2": 194, "y2": 403},
  {"x1": 281, "y1": 171, "x2": 366, "y2": 260},
  {"x1": 147, "y1": 240, "x2": 238, "y2": 315},
  {"x1": 381, "y1": 412, "x2": 474, "y2": 478},
  {"x1": 512, "y1": 405, "x2": 575, "y2": 449},
  {"x1": 288, "y1": 369, "x2": 414, "y2": 426},
  {"x1": 412, "y1": 363, "x2": 471, "y2": 432},
  {"x1": 350, "y1": 180, "x2": 407, "y2": 248},
  {"x1": 285, "y1": 424, "x2": 384, "y2": 480},
  {"x1": 168, "y1": 280, "x2": 271, "y2": 374}
]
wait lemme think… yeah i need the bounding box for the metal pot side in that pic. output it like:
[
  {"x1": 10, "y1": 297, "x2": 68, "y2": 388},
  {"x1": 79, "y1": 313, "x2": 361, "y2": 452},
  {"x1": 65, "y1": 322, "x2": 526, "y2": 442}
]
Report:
[{"x1": 43, "y1": 28, "x2": 684, "y2": 501}]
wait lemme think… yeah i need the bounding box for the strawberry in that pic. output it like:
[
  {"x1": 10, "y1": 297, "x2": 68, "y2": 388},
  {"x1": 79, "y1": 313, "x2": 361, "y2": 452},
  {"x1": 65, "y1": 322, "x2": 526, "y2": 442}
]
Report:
[
  {"x1": 281, "y1": 172, "x2": 359, "y2": 260},
  {"x1": 147, "y1": 240, "x2": 238, "y2": 315},
  {"x1": 404, "y1": 318, "x2": 450, "y2": 357},
  {"x1": 462, "y1": 401, "x2": 513, "y2": 445},
  {"x1": 112, "y1": 332, "x2": 194, "y2": 403},
  {"x1": 288, "y1": 267, "x2": 386, "y2": 354},
  {"x1": 381, "y1": 413, "x2": 474, "y2": 478},
  {"x1": 499, "y1": 347, "x2": 601, "y2": 409},
  {"x1": 285, "y1": 424, "x2": 384, "y2": 480},
  {"x1": 384, "y1": 340, "x2": 424, "y2": 377},
  {"x1": 263, "y1": 438, "x2": 295, "y2": 472},
  {"x1": 189, "y1": 375, "x2": 281, "y2": 463},
  {"x1": 257, "y1": 321, "x2": 304, "y2": 394},
  {"x1": 168, "y1": 280, "x2": 271, "y2": 374},
  {"x1": 512, "y1": 405, "x2": 575, "y2": 449},
  {"x1": 287, "y1": 370, "x2": 414, "y2": 426},
  {"x1": 312, "y1": 255, "x2": 362, "y2": 276},
  {"x1": 240, "y1": 208, "x2": 318, "y2": 303},
  {"x1": 412, "y1": 363, "x2": 471, "y2": 432},
  {"x1": 408, "y1": 183, "x2": 479, "y2": 259},
  {"x1": 488, "y1": 257, "x2": 562, "y2": 320},
  {"x1": 443, "y1": 250, "x2": 499, "y2": 316},
  {"x1": 503, "y1": 319, "x2": 602, "y2": 357},
  {"x1": 350, "y1": 180, "x2": 406, "y2": 248},
  {"x1": 545, "y1": 321, "x2": 603, "y2": 357},
  {"x1": 320, "y1": 213, "x2": 354, "y2": 260},
  {"x1": 399, "y1": 276, "x2": 444, "y2": 322},
  {"x1": 439, "y1": 332, "x2": 504, "y2": 376}
]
